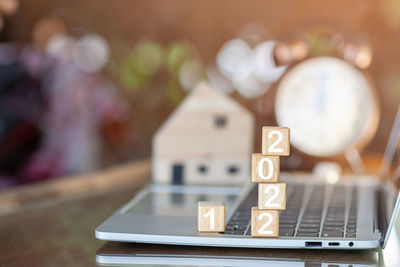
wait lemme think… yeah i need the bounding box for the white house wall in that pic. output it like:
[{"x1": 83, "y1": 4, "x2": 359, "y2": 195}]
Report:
[
  {"x1": 153, "y1": 114, "x2": 253, "y2": 159},
  {"x1": 153, "y1": 157, "x2": 250, "y2": 185}
]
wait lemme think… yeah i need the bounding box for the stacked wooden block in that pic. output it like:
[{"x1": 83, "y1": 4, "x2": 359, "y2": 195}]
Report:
[
  {"x1": 251, "y1": 127, "x2": 290, "y2": 237},
  {"x1": 198, "y1": 201, "x2": 225, "y2": 232},
  {"x1": 197, "y1": 126, "x2": 290, "y2": 235}
]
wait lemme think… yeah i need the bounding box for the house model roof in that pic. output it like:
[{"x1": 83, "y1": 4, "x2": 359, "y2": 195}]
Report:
[{"x1": 153, "y1": 81, "x2": 254, "y2": 159}]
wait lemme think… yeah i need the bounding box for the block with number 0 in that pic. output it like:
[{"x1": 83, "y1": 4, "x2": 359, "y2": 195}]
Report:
[
  {"x1": 251, "y1": 207, "x2": 279, "y2": 237},
  {"x1": 258, "y1": 183, "x2": 286, "y2": 210},
  {"x1": 262, "y1": 127, "x2": 290, "y2": 156},
  {"x1": 198, "y1": 201, "x2": 225, "y2": 232},
  {"x1": 251, "y1": 154, "x2": 280, "y2": 183}
]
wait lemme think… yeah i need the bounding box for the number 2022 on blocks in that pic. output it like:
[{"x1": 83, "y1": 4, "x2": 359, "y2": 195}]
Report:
[{"x1": 251, "y1": 126, "x2": 289, "y2": 237}]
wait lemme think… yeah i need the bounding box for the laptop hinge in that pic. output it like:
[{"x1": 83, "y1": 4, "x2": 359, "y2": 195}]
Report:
[{"x1": 377, "y1": 187, "x2": 388, "y2": 244}]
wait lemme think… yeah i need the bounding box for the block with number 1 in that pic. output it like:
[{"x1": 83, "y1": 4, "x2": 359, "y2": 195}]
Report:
[
  {"x1": 198, "y1": 201, "x2": 225, "y2": 232},
  {"x1": 262, "y1": 127, "x2": 290, "y2": 156}
]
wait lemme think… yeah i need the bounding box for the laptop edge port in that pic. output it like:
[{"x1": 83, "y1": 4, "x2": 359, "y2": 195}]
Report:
[
  {"x1": 305, "y1": 241, "x2": 322, "y2": 248},
  {"x1": 328, "y1": 242, "x2": 340, "y2": 246}
]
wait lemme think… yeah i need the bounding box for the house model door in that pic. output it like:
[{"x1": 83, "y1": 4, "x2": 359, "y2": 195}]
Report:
[{"x1": 172, "y1": 164, "x2": 184, "y2": 184}]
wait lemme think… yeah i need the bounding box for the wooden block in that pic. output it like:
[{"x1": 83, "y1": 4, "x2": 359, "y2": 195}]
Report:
[
  {"x1": 198, "y1": 201, "x2": 225, "y2": 232},
  {"x1": 251, "y1": 207, "x2": 279, "y2": 237},
  {"x1": 251, "y1": 154, "x2": 280, "y2": 183},
  {"x1": 258, "y1": 183, "x2": 286, "y2": 210},
  {"x1": 262, "y1": 127, "x2": 290, "y2": 156}
]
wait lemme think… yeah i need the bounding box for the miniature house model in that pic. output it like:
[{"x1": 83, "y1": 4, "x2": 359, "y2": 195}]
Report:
[{"x1": 152, "y1": 81, "x2": 254, "y2": 185}]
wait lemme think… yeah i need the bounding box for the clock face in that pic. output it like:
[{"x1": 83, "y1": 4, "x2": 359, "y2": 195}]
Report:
[{"x1": 275, "y1": 57, "x2": 378, "y2": 157}]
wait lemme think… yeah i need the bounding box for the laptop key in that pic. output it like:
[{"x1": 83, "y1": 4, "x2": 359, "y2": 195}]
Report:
[
  {"x1": 230, "y1": 218, "x2": 249, "y2": 223},
  {"x1": 298, "y1": 228, "x2": 319, "y2": 233},
  {"x1": 323, "y1": 226, "x2": 344, "y2": 231},
  {"x1": 346, "y1": 229, "x2": 356, "y2": 233},
  {"x1": 231, "y1": 216, "x2": 249, "y2": 222},
  {"x1": 302, "y1": 217, "x2": 322, "y2": 222},
  {"x1": 299, "y1": 223, "x2": 320, "y2": 228},
  {"x1": 279, "y1": 223, "x2": 297, "y2": 229},
  {"x1": 280, "y1": 214, "x2": 299, "y2": 218},
  {"x1": 280, "y1": 214, "x2": 297, "y2": 218},
  {"x1": 324, "y1": 222, "x2": 344, "y2": 227},
  {"x1": 281, "y1": 215, "x2": 298, "y2": 218},
  {"x1": 226, "y1": 224, "x2": 247, "y2": 231},
  {"x1": 321, "y1": 231, "x2": 343, "y2": 237},
  {"x1": 280, "y1": 219, "x2": 298, "y2": 224},
  {"x1": 301, "y1": 218, "x2": 321, "y2": 224},
  {"x1": 304, "y1": 215, "x2": 322, "y2": 218},
  {"x1": 346, "y1": 234, "x2": 356, "y2": 238},
  {"x1": 296, "y1": 232, "x2": 319, "y2": 237},
  {"x1": 327, "y1": 217, "x2": 344, "y2": 222},
  {"x1": 325, "y1": 218, "x2": 344, "y2": 223},
  {"x1": 279, "y1": 229, "x2": 295, "y2": 236}
]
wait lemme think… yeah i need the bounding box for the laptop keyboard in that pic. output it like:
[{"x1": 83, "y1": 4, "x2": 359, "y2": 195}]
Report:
[{"x1": 224, "y1": 183, "x2": 358, "y2": 238}]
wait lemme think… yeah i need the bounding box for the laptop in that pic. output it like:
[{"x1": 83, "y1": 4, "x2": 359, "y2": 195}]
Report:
[{"x1": 95, "y1": 107, "x2": 400, "y2": 250}]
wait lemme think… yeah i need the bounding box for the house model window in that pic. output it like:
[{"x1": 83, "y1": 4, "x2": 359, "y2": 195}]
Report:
[
  {"x1": 198, "y1": 165, "x2": 208, "y2": 174},
  {"x1": 227, "y1": 165, "x2": 240, "y2": 175},
  {"x1": 214, "y1": 115, "x2": 227, "y2": 128}
]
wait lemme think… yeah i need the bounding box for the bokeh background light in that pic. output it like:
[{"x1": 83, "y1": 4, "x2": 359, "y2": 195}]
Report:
[{"x1": 0, "y1": 0, "x2": 400, "y2": 187}]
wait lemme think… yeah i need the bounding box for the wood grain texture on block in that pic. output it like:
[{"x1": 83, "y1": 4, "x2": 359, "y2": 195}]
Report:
[
  {"x1": 262, "y1": 127, "x2": 290, "y2": 156},
  {"x1": 251, "y1": 207, "x2": 279, "y2": 237},
  {"x1": 258, "y1": 183, "x2": 286, "y2": 210},
  {"x1": 198, "y1": 201, "x2": 225, "y2": 232},
  {"x1": 251, "y1": 154, "x2": 279, "y2": 183}
]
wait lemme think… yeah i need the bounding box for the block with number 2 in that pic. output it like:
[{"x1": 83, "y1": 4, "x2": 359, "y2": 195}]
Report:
[
  {"x1": 198, "y1": 201, "x2": 225, "y2": 232},
  {"x1": 258, "y1": 183, "x2": 286, "y2": 210},
  {"x1": 262, "y1": 127, "x2": 290, "y2": 156},
  {"x1": 251, "y1": 208, "x2": 279, "y2": 237}
]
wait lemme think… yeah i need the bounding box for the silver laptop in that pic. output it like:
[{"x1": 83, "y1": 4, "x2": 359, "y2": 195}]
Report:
[{"x1": 95, "y1": 108, "x2": 400, "y2": 250}]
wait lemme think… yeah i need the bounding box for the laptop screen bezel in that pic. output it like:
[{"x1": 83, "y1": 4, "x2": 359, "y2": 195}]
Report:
[{"x1": 379, "y1": 105, "x2": 400, "y2": 248}]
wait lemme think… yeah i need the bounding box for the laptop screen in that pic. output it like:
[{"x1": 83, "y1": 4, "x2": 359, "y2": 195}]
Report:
[{"x1": 380, "y1": 105, "x2": 400, "y2": 248}]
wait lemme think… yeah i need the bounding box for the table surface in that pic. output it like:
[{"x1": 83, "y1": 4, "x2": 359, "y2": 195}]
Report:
[
  {"x1": 0, "y1": 159, "x2": 151, "y2": 267},
  {"x1": 1, "y1": 157, "x2": 400, "y2": 267}
]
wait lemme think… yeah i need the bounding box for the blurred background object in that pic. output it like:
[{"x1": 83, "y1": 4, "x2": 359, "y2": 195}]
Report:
[
  {"x1": 0, "y1": 0, "x2": 400, "y2": 189},
  {"x1": 0, "y1": 44, "x2": 44, "y2": 186},
  {"x1": 152, "y1": 82, "x2": 254, "y2": 186},
  {"x1": 0, "y1": 0, "x2": 18, "y2": 31}
]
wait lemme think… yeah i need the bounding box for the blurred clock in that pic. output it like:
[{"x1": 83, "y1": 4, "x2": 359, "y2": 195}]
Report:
[{"x1": 275, "y1": 56, "x2": 379, "y2": 157}]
